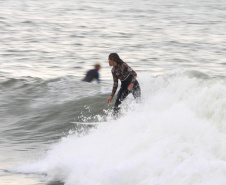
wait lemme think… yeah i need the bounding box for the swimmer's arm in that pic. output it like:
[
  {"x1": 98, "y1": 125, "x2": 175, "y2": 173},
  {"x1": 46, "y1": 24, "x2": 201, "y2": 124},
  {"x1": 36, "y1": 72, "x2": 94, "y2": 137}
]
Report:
[{"x1": 97, "y1": 72, "x2": 100, "y2": 84}]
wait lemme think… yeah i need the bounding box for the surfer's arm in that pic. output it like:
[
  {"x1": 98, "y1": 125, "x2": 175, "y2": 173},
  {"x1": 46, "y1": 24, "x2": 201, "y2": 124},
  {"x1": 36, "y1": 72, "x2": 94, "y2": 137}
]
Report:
[
  {"x1": 123, "y1": 63, "x2": 137, "y2": 84},
  {"x1": 124, "y1": 63, "x2": 137, "y2": 90},
  {"x1": 111, "y1": 74, "x2": 118, "y2": 97},
  {"x1": 107, "y1": 74, "x2": 118, "y2": 104}
]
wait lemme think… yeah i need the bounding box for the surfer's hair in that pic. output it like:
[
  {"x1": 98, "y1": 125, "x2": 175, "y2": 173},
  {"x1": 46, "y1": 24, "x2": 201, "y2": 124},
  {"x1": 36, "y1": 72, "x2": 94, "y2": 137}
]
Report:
[{"x1": 109, "y1": 53, "x2": 124, "y2": 65}]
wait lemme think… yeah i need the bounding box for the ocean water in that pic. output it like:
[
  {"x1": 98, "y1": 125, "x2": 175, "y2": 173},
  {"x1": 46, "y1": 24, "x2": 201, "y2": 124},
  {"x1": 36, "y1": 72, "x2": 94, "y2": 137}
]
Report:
[{"x1": 1, "y1": 0, "x2": 226, "y2": 184}]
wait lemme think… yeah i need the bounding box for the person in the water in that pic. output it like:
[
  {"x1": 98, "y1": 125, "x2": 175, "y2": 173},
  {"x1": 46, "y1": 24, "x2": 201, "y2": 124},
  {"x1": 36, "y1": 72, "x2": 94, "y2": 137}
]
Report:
[
  {"x1": 107, "y1": 53, "x2": 141, "y2": 115},
  {"x1": 82, "y1": 63, "x2": 101, "y2": 83}
]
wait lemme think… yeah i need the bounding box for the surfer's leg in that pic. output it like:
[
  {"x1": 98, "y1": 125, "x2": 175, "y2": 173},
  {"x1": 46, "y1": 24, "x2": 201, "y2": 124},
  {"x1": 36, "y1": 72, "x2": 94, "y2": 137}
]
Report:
[
  {"x1": 113, "y1": 88, "x2": 130, "y2": 115},
  {"x1": 132, "y1": 80, "x2": 141, "y2": 102}
]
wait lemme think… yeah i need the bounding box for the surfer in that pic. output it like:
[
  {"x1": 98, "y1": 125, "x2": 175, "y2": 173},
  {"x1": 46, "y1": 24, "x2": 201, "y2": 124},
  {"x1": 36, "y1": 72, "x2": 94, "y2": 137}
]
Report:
[
  {"x1": 107, "y1": 53, "x2": 141, "y2": 116},
  {"x1": 82, "y1": 63, "x2": 101, "y2": 83}
]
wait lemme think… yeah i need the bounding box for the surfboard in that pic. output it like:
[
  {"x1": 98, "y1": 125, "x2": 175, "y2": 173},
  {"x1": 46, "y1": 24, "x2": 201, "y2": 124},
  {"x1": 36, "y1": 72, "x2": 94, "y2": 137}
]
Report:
[
  {"x1": 71, "y1": 121, "x2": 101, "y2": 126},
  {"x1": 71, "y1": 120, "x2": 114, "y2": 126}
]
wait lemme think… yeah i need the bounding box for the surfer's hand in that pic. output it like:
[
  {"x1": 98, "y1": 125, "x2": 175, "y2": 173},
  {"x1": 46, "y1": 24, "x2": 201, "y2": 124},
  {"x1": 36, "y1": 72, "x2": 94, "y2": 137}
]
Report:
[
  {"x1": 107, "y1": 96, "x2": 113, "y2": 104},
  {"x1": 128, "y1": 83, "x2": 134, "y2": 90}
]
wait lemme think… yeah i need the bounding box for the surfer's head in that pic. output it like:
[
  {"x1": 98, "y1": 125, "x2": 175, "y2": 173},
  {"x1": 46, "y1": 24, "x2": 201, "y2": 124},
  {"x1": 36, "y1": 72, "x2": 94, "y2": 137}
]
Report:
[{"x1": 108, "y1": 53, "x2": 124, "y2": 65}]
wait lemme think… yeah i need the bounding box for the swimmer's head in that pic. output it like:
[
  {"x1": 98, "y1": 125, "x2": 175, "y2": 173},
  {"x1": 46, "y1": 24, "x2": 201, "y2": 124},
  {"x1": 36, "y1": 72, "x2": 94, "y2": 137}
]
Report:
[{"x1": 95, "y1": 63, "x2": 101, "y2": 71}]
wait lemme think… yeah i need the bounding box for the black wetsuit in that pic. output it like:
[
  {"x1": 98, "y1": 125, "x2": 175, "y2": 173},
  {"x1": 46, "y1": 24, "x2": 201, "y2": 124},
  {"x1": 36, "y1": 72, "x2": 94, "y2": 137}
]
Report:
[{"x1": 83, "y1": 69, "x2": 100, "y2": 83}]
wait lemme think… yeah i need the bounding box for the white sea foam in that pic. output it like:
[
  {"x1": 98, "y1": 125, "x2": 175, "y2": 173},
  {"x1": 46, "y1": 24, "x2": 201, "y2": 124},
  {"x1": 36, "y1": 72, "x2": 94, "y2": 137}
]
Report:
[{"x1": 14, "y1": 70, "x2": 226, "y2": 185}]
